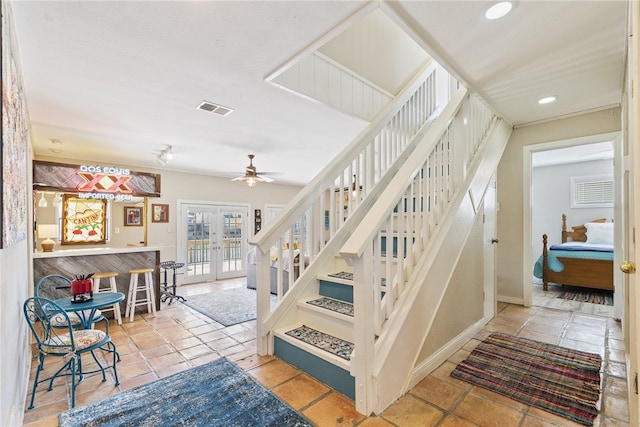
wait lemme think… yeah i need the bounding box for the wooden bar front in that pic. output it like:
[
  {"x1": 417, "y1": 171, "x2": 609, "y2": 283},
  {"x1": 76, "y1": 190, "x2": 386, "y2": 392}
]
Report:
[{"x1": 33, "y1": 246, "x2": 163, "y2": 316}]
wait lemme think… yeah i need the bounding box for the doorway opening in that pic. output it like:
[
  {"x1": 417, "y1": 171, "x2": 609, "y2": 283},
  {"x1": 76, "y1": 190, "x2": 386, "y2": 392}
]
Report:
[{"x1": 523, "y1": 133, "x2": 622, "y2": 319}]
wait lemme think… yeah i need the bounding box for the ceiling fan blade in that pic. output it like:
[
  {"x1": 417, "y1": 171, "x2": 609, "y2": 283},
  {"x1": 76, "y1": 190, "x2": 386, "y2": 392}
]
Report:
[{"x1": 256, "y1": 174, "x2": 274, "y2": 183}]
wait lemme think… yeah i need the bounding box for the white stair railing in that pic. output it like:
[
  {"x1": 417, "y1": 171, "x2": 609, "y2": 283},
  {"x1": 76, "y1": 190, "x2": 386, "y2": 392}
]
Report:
[
  {"x1": 340, "y1": 92, "x2": 500, "y2": 414},
  {"x1": 251, "y1": 60, "x2": 455, "y2": 353},
  {"x1": 344, "y1": 93, "x2": 497, "y2": 336}
]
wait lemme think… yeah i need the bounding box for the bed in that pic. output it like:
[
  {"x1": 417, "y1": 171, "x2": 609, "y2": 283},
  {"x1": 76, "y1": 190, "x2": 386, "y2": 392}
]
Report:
[
  {"x1": 246, "y1": 246, "x2": 305, "y2": 295},
  {"x1": 533, "y1": 214, "x2": 614, "y2": 291}
]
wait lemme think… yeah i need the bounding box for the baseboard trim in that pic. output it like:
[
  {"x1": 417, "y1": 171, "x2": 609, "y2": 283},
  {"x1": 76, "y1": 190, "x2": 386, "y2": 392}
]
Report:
[
  {"x1": 406, "y1": 318, "x2": 486, "y2": 391},
  {"x1": 497, "y1": 295, "x2": 524, "y2": 305}
]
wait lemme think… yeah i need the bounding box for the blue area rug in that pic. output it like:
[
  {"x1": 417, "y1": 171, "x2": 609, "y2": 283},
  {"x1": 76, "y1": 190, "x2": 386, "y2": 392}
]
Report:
[
  {"x1": 181, "y1": 287, "x2": 275, "y2": 326},
  {"x1": 58, "y1": 357, "x2": 313, "y2": 427}
]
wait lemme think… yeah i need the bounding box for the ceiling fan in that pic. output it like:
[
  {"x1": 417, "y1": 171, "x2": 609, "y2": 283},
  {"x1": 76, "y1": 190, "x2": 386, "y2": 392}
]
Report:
[{"x1": 231, "y1": 154, "x2": 275, "y2": 187}]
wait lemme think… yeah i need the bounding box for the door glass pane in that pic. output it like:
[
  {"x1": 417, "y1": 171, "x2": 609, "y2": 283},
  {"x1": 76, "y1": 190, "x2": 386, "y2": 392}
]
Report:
[
  {"x1": 222, "y1": 211, "x2": 243, "y2": 273},
  {"x1": 187, "y1": 209, "x2": 212, "y2": 278}
]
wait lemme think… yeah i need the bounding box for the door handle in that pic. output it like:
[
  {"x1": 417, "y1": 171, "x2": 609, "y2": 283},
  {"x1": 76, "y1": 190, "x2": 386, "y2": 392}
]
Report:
[
  {"x1": 491, "y1": 239, "x2": 499, "y2": 244},
  {"x1": 620, "y1": 261, "x2": 636, "y2": 274}
]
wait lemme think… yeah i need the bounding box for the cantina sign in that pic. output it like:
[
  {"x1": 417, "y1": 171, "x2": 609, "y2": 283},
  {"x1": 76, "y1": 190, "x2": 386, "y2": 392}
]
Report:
[{"x1": 33, "y1": 160, "x2": 161, "y2": 198}]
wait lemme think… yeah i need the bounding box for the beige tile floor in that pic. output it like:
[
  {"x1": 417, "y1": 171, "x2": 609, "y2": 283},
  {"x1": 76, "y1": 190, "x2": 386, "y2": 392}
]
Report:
[{"x1": 23, "y1": 279, "x2": 630, "y2": 426}]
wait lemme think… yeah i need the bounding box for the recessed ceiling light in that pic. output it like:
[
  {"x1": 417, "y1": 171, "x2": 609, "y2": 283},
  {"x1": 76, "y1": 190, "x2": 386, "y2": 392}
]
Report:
[
  {"x1": 538, "y1": 96, "x2": 557, "y2": 105},
  {"x1": 485, "y1": 2, "x2": 513, "y2": 20}
]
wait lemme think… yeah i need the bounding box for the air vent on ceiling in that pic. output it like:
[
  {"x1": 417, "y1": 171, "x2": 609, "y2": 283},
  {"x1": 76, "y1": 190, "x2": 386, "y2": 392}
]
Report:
[{"x1": 196, "y1": 101, "x2": 234, "y2": 116}]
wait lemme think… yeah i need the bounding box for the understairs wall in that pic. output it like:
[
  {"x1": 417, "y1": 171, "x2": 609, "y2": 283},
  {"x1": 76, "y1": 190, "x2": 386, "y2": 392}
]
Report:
[{"x1": 417, "y1": 203, "x2": 485, "y2": 361}]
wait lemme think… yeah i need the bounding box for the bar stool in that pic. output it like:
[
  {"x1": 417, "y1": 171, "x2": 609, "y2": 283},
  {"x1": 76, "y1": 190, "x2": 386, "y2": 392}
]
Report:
[
  {"x1": 93, "y1": 271, "x2": 122, "y2": 325},
  {"x1": 160, "y1": 261, "x2": 186, "y2": 305},
  {"x1": 125, "y1": 268, "x2": 156, "y2": 322}
]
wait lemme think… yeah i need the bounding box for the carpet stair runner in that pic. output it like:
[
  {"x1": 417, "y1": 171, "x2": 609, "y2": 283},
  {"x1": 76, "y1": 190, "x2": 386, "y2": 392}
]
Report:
[
  {"x1": 285, "y1": 325, "x2": 354, "y2": 360},
  {"x1": 274, "y1": 272, "x2": 358, "y2": 399},
  {"x1": 306, "y1": 297, "x2": 354, "y2": 317}
]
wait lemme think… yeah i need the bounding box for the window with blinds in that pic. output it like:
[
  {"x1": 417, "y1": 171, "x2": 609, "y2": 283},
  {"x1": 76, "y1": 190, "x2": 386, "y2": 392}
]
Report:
[{"x1": 570, "y1": 175, "x2": 614, "y2": 208}]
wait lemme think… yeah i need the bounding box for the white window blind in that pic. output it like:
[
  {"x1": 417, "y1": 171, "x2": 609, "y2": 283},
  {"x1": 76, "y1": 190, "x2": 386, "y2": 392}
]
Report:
[{"x1": 571, "y1": 175, "x2": 614, "y2": 208}]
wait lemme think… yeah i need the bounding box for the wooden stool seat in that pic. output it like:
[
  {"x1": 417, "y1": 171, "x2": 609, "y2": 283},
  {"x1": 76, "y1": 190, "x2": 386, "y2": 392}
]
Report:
[
  {"x1": 129, "y1": 268, "x2": 153, "y2": 274},
  {"x1": 125, "y1": 268, "x2": 156, "y2": 322},
  {"x1": 93, "y1": 271, "x2": 119, "y2": 279},
  {"x1": 93, "y1": 271, "x2": 122, "y2": 325}
]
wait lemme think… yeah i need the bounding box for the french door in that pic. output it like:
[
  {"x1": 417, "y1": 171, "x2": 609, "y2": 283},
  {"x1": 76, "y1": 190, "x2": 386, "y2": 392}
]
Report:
[{"x1": 179, "y1": 202, "x2": 248, "y2": 284}]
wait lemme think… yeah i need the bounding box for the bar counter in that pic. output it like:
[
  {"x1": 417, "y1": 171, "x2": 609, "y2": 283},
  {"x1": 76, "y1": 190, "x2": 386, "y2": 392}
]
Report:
[{"x1": 33, "y1": 245, "x2": 167, "y2": 315}]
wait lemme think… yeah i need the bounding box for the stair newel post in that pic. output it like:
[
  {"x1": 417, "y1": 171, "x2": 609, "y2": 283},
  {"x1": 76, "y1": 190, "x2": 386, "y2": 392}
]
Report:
[
  {"x1": 255, "y1": 245, "x2": 272, "y2": 355},
  {"x1": 348, "y1": 241, "x2": 377, "y2": 415}
]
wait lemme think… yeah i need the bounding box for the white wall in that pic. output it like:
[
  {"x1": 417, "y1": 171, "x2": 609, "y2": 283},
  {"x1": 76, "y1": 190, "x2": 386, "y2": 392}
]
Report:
[
  {"x1": 532, "y1": 159, "x2": 614, "y2": 265},
  {"x1": 417, "y1": 205, "x2": 485, "y2": 360},
  {"x1": 496, "y1": 108, "x2": 621, "y2": 302},
  {"x1": 0, "y1": 242, "x2": 31, "y2": 427},
  {"x1": 1, "y1": 2, "x2": 32, "y2": 425}
]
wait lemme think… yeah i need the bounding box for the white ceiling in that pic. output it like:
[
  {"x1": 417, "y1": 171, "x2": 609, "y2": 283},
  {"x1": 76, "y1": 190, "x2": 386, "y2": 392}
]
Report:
[
  {"x1": 532, "y1": 141, "x2": 614, "y2": 168},
  {"x1": 10, "y1": 1, "x2": 628, "y2": 186}
]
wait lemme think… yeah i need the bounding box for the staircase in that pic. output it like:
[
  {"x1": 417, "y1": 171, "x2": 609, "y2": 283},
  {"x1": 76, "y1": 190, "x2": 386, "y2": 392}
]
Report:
[
  {"x1": 249, "y1": 58, "x2": 511, "y2": 415},
  {"x1": 274, "y1": 274, "x2": 356, "y2": 398}
]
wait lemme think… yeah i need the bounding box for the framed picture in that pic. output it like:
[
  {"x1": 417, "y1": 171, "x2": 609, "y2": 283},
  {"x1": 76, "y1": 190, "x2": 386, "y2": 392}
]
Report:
[
  {"x1": 62, "y1": 195, "x2": 107, "y2": 244},
  {"x1": 152, "y1": 204, "x2": 169, "y2": 223},
  {"x1": 124, "y1": 206, "x2": 143, "y2": 226},
  {"x1": 1, "y1": 12, "x2": 29, "y2": 248}
]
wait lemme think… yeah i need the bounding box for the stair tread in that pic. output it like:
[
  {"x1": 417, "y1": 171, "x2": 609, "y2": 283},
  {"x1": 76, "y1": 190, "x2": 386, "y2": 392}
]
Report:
[
  {"x1": 326, "y1": 271, "x2": 387, "y2": 286},
  {"x1": 285, "y1": 325, "x2": 354, "y2": 361},
  {"x1": 306, "y1": 297, "x2": 353, "y2": 317},
  {"x1": 327, "y1": 271, "x2": 354, "y2": 280}
]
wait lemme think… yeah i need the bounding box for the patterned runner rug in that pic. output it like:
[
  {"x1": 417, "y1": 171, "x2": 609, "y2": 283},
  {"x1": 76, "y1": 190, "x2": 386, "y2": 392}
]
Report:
[
  {"x1": 59, "y1": 357, "x2": 312, "y2": 426},
  {"x1": 306, "y1": 297, "x2": 354, "y2": 317},
  {"x1": 285, "y1": 325, "x2": 354, "y2": 360},
  {"x1": 327, "y1": 271, "x2": 386, "y2": 286},
  {"x1": 557, "y1": 286, "x2": 613, "y2": 305},
  {"x1": 451, "y1": 332, "x2": 602, "y2": 426}
]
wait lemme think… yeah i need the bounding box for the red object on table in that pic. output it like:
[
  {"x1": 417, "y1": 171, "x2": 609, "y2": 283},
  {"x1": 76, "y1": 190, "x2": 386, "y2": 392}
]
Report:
[{"x1": 70, "y1": 279, "x2": 93, "y2": 302}]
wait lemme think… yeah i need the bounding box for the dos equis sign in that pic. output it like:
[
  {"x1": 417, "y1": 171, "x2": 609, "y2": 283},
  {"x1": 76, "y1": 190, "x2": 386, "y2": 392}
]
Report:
[{"x1": 33, "y1": 160, "x2": 161, "y2": 198}]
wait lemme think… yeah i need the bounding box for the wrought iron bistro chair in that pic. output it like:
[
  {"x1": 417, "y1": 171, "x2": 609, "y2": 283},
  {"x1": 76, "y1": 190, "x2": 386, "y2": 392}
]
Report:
[
  {"x1": 23, "y1": 297, "x2": 120, "y2": 409},
  {"x1": 35, "y1": 274, "x2": 110, "y2": 334}
]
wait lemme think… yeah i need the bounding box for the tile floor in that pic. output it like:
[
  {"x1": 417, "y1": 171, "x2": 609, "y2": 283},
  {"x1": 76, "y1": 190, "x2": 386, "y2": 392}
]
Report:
[{"x1": 23, "y1": 279, "x2": 630, "y2": 426}]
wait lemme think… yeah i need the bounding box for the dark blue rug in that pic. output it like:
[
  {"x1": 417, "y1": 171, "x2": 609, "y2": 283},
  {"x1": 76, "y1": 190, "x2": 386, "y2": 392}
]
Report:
[{"x1": 58, "y1": 357, "x2": 313, "y2": 427}]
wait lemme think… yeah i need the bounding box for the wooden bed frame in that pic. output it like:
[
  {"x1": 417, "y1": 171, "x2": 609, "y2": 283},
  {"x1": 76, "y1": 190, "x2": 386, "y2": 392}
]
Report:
[{"x1": 541, "y1": 214, "x2": 614, "y2": 291}]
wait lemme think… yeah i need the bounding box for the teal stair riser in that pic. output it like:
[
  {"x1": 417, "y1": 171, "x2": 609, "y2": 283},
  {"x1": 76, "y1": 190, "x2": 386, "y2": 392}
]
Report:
[
  {"x1": 319, "y1": 280, "x2": 353, "y2": 303},
  {"x1": 274, "y1": 337, "x2": 355, "y2": 400}
]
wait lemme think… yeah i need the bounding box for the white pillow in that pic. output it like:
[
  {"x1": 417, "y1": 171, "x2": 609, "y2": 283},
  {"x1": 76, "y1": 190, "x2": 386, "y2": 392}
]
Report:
[{"x1": 585, "y1": 222, "x2": 614, "y2": 245}]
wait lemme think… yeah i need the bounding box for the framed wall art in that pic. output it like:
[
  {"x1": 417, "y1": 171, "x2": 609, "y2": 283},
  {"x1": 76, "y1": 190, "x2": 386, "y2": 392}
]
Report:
[
  {"x1": 152, "y1": 204, "x2": 169, "y2": 223},
  {"x1": 1, "y1": 5, "x2": 28, "y2": 248},
  {"x1": 62, "y1": 195, "x2": 107, "y2": 244},
  {"x1": 124, "y1": 206, "x2": 143, "y2": 226}
]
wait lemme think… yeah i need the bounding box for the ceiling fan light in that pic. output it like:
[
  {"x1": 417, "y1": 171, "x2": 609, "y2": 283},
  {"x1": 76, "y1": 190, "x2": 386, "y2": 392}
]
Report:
[{"x1": 245, "y1": 176, "x2": 257, "y2": 187}]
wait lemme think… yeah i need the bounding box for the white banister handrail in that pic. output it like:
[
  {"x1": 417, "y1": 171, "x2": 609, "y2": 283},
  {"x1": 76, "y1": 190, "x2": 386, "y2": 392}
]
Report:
[{"x1": 339, "y1": 87, "x2": 469, "y2": 260}]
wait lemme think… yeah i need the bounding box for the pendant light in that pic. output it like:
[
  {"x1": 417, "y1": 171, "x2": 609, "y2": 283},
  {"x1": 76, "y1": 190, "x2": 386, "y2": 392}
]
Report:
[{"x1": 37, "y1": 193, "x2": 48, "y2": 208}]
